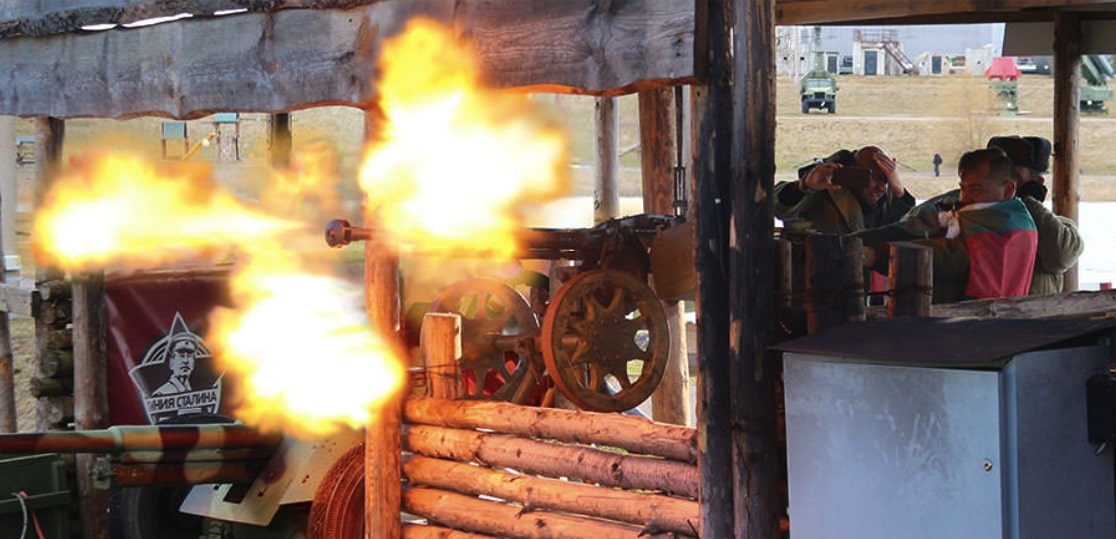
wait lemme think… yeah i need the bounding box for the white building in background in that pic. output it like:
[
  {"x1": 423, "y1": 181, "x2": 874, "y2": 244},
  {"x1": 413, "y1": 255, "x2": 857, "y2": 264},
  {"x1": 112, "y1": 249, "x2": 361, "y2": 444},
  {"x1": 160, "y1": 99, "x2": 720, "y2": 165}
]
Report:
[
  {"x1": 777, "y1": 26, "x2": 841, "y2": 78},
  {"x1": 965, "y1": 44, "x2": 997, "y2": 76},
  {"x1": 777, "y1": 23, "x2": 1003, "y2": 77},
  {"x1": 776, "y1": 26, "x2": 806, "y2": 78},
  {"x1": 851, "y1": 29, "x2": 910, "y2": 75},
  {"x1": 913, "y1": 52, "x2": 953, "y2": 75}
]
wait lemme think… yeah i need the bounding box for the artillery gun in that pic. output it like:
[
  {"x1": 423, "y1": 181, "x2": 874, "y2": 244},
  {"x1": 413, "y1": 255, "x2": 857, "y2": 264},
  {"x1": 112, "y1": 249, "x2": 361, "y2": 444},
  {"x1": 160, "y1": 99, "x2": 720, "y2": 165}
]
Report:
[
  {"x1": 0, "y1": 214, "x2": 693, "y2": 538},
  {"x1": 325, "y1": 213, "x2": 690, "y2": 413},
  {"x1": 1081, "y1": 54, "x2": 1114, "y2": 114},
  {"x1": 0, "y1": 420, "x2": 375, "y2": 538}
]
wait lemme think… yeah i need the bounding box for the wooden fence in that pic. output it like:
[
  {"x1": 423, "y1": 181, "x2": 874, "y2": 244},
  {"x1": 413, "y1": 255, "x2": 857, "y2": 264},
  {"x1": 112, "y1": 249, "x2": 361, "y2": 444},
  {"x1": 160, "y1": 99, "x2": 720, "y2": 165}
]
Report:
[{"x1": 395, "y1": 313, "x2": 699, "y2": 538}]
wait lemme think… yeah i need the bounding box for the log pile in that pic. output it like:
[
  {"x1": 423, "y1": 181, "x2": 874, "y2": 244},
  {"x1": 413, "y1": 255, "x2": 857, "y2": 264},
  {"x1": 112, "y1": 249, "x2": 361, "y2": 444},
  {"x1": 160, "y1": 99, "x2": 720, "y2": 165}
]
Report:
[
  {"x1": 33, "y1": 279, "x2": 73, "y2": 430},
  {"x1": 400, "y1": 397, "x2": 700, "y2": 538}
]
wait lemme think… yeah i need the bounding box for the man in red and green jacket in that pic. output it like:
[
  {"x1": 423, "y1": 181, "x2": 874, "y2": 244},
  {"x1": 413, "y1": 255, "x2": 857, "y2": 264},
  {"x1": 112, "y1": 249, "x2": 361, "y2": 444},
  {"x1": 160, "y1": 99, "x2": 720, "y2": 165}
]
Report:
[{"x1": 858, "y1": 148, "x2": 1038, "y2": 303}]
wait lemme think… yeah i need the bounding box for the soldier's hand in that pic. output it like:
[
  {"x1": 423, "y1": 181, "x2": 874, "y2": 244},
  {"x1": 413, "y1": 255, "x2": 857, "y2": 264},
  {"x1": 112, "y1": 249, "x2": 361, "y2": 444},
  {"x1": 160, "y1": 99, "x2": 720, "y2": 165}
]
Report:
[
  {"x1": 801, "y1": 163, "x2": 842, "y2": 191},
  {"x1": 872, "y1": 151, "x2": 905, "y2": 196}
]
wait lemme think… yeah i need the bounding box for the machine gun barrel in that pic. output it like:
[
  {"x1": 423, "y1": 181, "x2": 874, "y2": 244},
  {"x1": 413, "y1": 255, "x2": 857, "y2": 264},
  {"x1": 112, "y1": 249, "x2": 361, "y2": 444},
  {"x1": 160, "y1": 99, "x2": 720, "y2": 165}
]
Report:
[
  {"x1": 0, "y1": 424, "x2": 280, "y2": 455},
  {"x1": 325, "y1": 218, "x2": 374, "y2": 247},
  {"x1": 325, "y1": 214, "x2": 677, "y2": 260}
]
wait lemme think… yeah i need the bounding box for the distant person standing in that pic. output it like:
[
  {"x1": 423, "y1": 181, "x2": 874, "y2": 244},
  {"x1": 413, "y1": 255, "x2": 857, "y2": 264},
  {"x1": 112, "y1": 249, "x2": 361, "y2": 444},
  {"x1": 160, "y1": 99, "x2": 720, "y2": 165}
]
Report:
[{"x1": 932, "y1": 153, "x2": 943, "y2": 177}]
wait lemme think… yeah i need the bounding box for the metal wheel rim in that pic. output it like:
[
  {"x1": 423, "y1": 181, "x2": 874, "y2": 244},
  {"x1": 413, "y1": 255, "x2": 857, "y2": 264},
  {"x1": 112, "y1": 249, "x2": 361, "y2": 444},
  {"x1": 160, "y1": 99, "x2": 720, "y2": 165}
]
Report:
[
  {"x1": 541, "y1": 269, "x2": 669, "y2": 412},
  {"x1": 427, "y1": 278, "x2": 539, "y2": 403}
]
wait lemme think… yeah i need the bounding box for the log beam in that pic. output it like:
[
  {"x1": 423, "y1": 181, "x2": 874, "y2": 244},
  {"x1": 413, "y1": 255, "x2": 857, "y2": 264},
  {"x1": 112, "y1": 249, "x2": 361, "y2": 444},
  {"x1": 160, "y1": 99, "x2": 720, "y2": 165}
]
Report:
[
  {"x1": 403, "y1": 397, "x2": 697, "y2": 463},
  {"x1": 930, "y1": 289, "x2": 1116, "y2": 319},
  {"x1": 403, "y1": 424, "x2": 699, "y2": 498},
  {"x1": 403, "y1": 487, "x2": 664, "y2": 539},
  {"x1": 403, "y1": 455, "x2": 700, "y2": 535},
  {"x1": 775, "y1": 0, "x2": 1116, "y2": 26},
  {"x1": 0, "y1": 0, "x2": 696, "y2": 120}
]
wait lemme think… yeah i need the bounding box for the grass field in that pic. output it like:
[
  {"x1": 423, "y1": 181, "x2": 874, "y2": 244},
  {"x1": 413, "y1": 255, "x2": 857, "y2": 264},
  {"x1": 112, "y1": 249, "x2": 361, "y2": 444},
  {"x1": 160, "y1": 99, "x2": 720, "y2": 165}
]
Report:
[{"x1": 13, "y1": 73, "x2": 1116, "y2": 203}]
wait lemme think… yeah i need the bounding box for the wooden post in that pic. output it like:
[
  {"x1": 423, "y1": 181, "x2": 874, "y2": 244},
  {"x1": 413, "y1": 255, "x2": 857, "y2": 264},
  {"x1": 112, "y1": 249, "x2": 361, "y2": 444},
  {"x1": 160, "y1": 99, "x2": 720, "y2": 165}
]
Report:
[
  {"x1": 364, "y1": 110, "x2": 403, "y2": 539},
  {"x1": 270, "y1": 113, "x2": 292, "y2": 168},
  {"x1": 0, "y1": 116, "x2": 15, "y2": 260},
  {"x1": 421, "y1": 313, "x2": 462, "y2": 400},
  {"x1": 36, "y1": 115, "x2": 109, "y2": 538},
  {"x1": 692, "y1": 0, "x2": 734, "y2": 534},
  {"x1": 774, "y1": 239, "x2": 793, "y2": 312},
  {"x1": 72, "y1": 273, "x2": 108, "y2": 539},
  {"x1": 639, "y1": 87, "x2": 692, "y2": 427},
  {"x1": 728, "y1": 0, "x2": 781, "y2": 536},
  {"x1": 805, "y1": 235, "x2": 863, "y2": 333},
  {"x1": 32, "y1": 118, "x2": 69, "y2": 436},
  {"x1": 0, "y1": 118, "x2": 13, "y2": 430},
  {"x1": 1053, "y1": 13, "x2": 1081, "y2": 292},
  {"x1": 0, "y1": 117, "x2": 14, "y2": 432},
  {"x1": 887, "y1": 242, "x2": 932, "y2": 318},
  {"x1": 0, "y1": 341, "x2": 12, "y2": 432},
  {"x1": 594, "y1": 96, "x2": 620, "y2": 225},
  {"x1": 841, "y1": 236, "x2": 866, "y2": 323}
]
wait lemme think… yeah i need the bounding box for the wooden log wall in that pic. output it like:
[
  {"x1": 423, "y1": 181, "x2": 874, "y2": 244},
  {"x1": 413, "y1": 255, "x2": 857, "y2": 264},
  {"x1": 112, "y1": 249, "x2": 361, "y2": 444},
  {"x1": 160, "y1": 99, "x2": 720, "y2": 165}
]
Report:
[{"x1": 401, "y1": 397, "x2": 700, "y2": 538}]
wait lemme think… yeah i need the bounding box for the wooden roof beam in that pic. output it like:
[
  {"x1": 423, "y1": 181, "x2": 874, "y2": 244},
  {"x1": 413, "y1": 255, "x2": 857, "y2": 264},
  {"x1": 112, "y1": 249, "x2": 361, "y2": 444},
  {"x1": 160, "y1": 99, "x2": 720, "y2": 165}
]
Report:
[
  {"x1": 0, "y1": 0, "x2": 695, "y2": 120},
  {"x1": 0, "y1": 1, "x2": 380, "y2": 39},
  {"x1": 776, "y1": 0, "x2": 1116, "y2": 25}
]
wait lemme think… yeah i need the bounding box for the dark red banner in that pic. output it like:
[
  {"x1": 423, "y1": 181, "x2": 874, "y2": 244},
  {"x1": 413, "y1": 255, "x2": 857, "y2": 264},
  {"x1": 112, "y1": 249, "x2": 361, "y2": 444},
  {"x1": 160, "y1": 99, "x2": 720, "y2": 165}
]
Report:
[{"x1": 104, "y1": 268, "x2": 238, "y2": 425}]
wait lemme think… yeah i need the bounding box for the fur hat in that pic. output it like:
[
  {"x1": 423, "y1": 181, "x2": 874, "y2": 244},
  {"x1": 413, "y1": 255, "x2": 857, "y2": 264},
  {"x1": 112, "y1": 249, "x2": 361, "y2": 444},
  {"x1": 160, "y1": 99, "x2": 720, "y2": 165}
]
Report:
[
  {"x1": 1022, "y1": 136, "x2": 1052, "y2": 172},
  {"x1": 987, "y1": 135, "x2": 1052, "y2": 172},
  {"x1": 986, "y1": 136, "x2": 1033, "y2": 169}
]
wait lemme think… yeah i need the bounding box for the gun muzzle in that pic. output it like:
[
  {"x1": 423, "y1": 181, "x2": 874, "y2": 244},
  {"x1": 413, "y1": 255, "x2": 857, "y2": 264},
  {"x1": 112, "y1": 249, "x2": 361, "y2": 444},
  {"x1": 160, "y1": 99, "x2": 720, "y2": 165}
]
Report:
[{"x1": 325, "y1": 219, "x2": 374, "y2": 247}]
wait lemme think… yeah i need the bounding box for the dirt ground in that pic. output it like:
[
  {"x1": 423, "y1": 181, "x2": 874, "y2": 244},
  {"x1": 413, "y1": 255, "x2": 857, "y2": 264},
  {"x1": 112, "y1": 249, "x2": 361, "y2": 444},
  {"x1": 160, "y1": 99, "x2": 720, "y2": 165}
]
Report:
[
  {"x1": 8, "y1": 73, "x2": 1116, "y2": 431},
  {"x1": 9, "y1": 316, "x2": 36, "y2": 432}
]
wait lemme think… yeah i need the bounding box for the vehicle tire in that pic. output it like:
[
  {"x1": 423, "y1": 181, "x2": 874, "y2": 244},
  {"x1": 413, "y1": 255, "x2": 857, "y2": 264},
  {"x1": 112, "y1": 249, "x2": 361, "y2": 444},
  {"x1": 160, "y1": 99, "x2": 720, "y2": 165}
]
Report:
[
  {"x1": 231, "y1": 504, "x2": 310, "y2": 539},
  {"x1": 827, "y1": 101, "x2": 836, "y2": 114},
  {"x1": 801, "y1": 100, "x2": 810, "y2": 114},
  {"x1": 108, "y1": 413, "x2": 237, "y2": 539},
  {"x1": 307, "y1": 443, "x2": 364, "y2": 539}
]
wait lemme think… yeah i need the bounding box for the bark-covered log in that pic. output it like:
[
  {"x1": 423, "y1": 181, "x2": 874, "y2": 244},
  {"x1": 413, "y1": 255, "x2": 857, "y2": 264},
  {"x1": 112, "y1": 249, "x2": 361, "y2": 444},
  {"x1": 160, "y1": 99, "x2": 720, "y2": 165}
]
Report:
[
  {"x1": 776, "y1": 0, "x2": 1106, "y2": 26},
  {"x1": 403, "y1": 424, "x2": 699, "y2": 498},
  {"x1": 39, "y1": 300, "x2": 72, "y2": 326},
  {"x1": 38, "y1": 349, "x2": 74, "y2": 378},
  {"x1": 36, "y1": 396, "x2": 74, "y2": 430},
  {"x1": 35, "y1": 280, "x2": 71, "y2": 302},
  {"x1": 421, "y1": 314, "x2": 461, "y2": 400},
  {"x1": 30, "y1": 376, "x2": 73, "y2": 397},
  {"x1": 404, "y1": 455, "x2": 700, "y2": 535},
  {"x1": 930, "y1": 289, "x2": 1116, "y2": 319},
  {"x1": 402, "y1": 486, "x2": 654, "y2": 539},
  {"x1": 0, "y1": 0, "x2": 695, "y2": 119},
  {"x1": 888, "y1": 242, "x2": 932, "y2": 318},
  {"x1": 0, "y1": 1, "x2": 378, "y2": 38},
  {"x1": 42, "y1": 328, "x2": 73, "y2": 351},
  {"x1": 402, "y1": 524, "x2": 497, "y2": 539},
  {"x1": 403, "y1": 397, "x2": 697, "y2": 463}
]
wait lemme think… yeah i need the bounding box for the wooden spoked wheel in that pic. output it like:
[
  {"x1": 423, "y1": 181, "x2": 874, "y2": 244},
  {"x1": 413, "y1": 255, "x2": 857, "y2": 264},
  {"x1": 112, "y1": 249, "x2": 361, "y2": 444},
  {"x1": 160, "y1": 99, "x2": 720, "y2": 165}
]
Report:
[
  {"x1": 426, "y1": 278, "x2": 539, "y2": 403},
  {"x1": 541, "y1": 269, "x2": 669, "y2": 412}
]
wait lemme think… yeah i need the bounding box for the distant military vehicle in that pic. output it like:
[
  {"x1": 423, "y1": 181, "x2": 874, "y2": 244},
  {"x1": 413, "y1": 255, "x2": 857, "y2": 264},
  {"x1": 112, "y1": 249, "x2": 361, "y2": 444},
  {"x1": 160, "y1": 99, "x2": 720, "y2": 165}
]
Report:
[
  {"x1": 800, "y1": 70, "x2": 837, "y2": 114},
  {"x1": 800, "y1": 26, "x2": 837, "y2": 114},
  {"x1": 1081, "y1": 54, "x2": 1114, "y2": 114}
]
